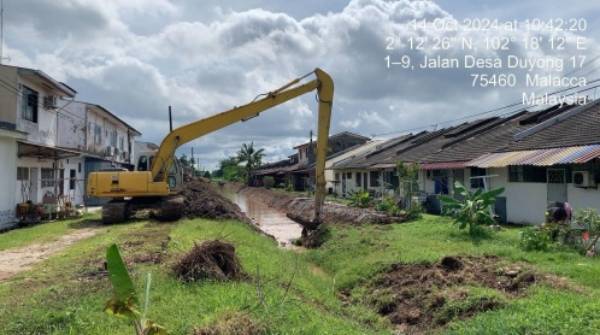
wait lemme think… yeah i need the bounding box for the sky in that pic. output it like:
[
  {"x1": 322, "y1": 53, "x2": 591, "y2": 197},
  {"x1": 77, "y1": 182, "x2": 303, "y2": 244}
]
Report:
[{"x1": 4, "y1": 0, "x2": 600, "y2": 170}]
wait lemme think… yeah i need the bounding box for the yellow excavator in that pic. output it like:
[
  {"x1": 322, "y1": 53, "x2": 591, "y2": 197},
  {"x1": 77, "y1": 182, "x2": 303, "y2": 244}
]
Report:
[{"x1": 86, "y1": 68, "x2": 334, "y2": 225}]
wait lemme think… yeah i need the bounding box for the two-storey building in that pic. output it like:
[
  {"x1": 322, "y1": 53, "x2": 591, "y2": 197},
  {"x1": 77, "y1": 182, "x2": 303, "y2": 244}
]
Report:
[{"x1": 0, "y1": 64, "x2": 140, "y2": 228}]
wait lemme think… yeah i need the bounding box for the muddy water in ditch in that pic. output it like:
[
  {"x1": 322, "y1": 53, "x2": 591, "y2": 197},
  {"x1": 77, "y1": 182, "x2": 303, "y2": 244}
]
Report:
[{"x1": 223, "y1": 190, "x2": 302, "y2": 248}]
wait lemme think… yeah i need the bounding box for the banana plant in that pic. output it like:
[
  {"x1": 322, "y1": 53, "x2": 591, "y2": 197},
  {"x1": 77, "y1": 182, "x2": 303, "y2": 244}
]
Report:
[
  {"x1": 105, "y1": 244, "x2": 168, "y2": 335},
  {"x1": 440, "y1": 181, "x2": 504, "y2": 236}
]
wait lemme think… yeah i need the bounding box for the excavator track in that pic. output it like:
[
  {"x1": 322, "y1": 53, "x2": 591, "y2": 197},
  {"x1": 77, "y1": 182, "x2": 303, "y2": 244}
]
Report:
[
  {"x1": 102, "y1": 201, "x2": 130, "y2": 224},
  {"x1": 153, "y1": 195, "x2": 185, "y2": 222}
]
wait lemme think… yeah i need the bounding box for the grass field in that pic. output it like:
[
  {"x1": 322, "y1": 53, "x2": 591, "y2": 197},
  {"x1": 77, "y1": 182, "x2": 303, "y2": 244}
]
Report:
[{"x1": 0, "y1": 214, "x2": 599, "y2": 334}]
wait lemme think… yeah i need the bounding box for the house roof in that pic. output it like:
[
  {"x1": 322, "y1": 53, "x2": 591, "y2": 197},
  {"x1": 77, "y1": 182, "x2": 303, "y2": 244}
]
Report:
[
  {"x1": 326, "y1": 140, "x2": 383, "y2": 162},
  {"x1": 331, "y1": 133, "x2": 415, "y2": 169},
  {"x1": 420, "y1": 112, "x2": 532, "y2": 163},
  {"x1": 468, "y1": 144, "x2": 600, "y2": 168},
  {"x1": 4, "y1": 64, "x2": 77, "y2": 97},
  {"x1": 421, "y1": 102, "x2": 600, "y2": 165},
  {"x1": 333, "y1": 117, "x2": 506, "y2": 170},
  {"x1": 508, "y1": 100, "x2": 600, "y2": 151},
  {"x1": 293, "y1": 131, "x2": 370, "y2": 148},
  {"x1": 84, "y1": 102, "x2": 142, "y2": 136}
]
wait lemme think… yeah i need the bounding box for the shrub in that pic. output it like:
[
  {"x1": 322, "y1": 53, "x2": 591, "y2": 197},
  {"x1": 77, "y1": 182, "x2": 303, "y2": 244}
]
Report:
[
  {"x1": 574, "y1": 208, "x2": 600, "y2": 255},
  {"x1": 285, "y1": 182, "x2": 293, "y2": 192},
  {"x1": 375, "y1": 197, "x2": 395, "y2": 212},
  {"x1": 262, "y1": 176, "x2": 275, "y2": 189},
  {"x1": 519, "y1": 227, "x2": 551, "y2": 251},
  {"x1": 440, "y1": 182, "x2": 504, "y2": 236},
  {"x1": 405, "y1": 204, "x2": 423, "y2": 220},
  {"x1": 348, "y1": 191, "x2": 372, "y2": 208}
]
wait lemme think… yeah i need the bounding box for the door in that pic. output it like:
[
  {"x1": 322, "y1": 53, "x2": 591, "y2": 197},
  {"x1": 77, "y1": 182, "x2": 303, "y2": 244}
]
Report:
[
  {"x1": 69, "y1": 169, "x2": 77, "y2": 200},
  {"x1": 547, "y1": 168, "x2": 567, "y2": 203},
  {"x1": 363, "y1": 173, "x2": 368, "y2": 191}
]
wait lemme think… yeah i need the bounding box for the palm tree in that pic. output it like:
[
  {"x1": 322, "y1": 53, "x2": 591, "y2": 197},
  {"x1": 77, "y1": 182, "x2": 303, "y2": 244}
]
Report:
[{"x1": 237, "y1": 142, "x2": 265, "y2": 184}]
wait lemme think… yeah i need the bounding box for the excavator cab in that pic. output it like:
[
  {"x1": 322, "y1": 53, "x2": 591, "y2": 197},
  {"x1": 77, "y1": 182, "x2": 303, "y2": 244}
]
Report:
[{"x1": 135, "y1": 151, "x2": 183, "y2": 189}]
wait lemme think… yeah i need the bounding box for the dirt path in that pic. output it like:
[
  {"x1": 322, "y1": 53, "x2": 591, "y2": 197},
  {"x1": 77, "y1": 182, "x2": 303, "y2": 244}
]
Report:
[{"x1": 0, "y1": 228, "x2": 98, "y2": 282}]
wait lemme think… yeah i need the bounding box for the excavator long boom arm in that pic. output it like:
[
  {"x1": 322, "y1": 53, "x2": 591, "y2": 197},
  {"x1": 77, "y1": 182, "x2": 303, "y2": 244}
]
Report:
[{"x1": 152, "y1": 68, "x2": 333, "y2": 222}]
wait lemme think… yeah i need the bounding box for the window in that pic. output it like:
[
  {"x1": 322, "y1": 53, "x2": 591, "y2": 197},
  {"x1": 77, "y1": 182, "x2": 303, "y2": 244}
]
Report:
[
  {"x1": 334, "y1": 173, "x2": 339, "y2": 181},
  {"x1": 384, "y1": 171, "x2": 399, "y2": 189},
  {"x1": 346, "y1": 172, "x2": 352, "y2": 180},
  {"x1": 508, "y1": 166, "x2": 521, "y2": 182},
  {"x1": 41, "y1": 168, "x2": 55, "y2": 188},
  {"x1": 69, "y1": 169, "x2": 76, "y2": 190},
  {"x1": 17, "y1": 167, "x2": 29, "y2": 181},
  {"x1": 119, "y1": 137, "x2": 125, "y2": 151},
  {"x1": 110, "y1": 129, "x2": 118, "y2": 147},
  {"x1": 138, "y1": 156, "x2": 148, "y2": 171},
  {"x1": 370, "y1": 171, "x2": 380, "y2": 187},
  {"x1": 356, "y1": 172, "x2": 362, "y2": 187},
  {"x1": 21, "y1": 85, "x2": 38, "y2": 122},
  {"x1": 78, "y1": 162, "x2": 82, "y2": 173},
  {"x1": 94, "y1": 124, "x2": 102, "y2": 145},
  {"x1": 470, "y1": 167, "x2": 486, "y2": 188},
  {"x1": 508, "y1": 166, "x2": 547, "y2": 183}
]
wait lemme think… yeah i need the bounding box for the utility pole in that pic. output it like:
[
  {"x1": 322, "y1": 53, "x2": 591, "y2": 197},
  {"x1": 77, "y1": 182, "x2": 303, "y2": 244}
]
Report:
[
  {"x1": 168, "y1": 105, "x2": 173, "y2": 132},
  {"x1": 309, "y1": 129, "x2": 314, "y2": 162},
  {"x1": 1, "y1": 0, "x2": 4, "y2": 64},
  {"x1": 191, "y1": 147, "x2": 195, "y2": 175}
]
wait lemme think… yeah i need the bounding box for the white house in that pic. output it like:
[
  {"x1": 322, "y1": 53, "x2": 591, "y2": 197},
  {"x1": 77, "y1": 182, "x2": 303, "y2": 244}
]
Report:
[
  {"x1": 0, "y1": 64, "x2": 77, "y2": 227},
  {"x1": 57, "y1": 101, "x2": 141, "y2": 206},
  {"x1": 0, "y1": 64, "x2": 141, "y2": 227},
  {"x1": 0, "y1": 126, "x2": 26, "y2": 228},
  {"x1": 326, "y1": 140, "x2": 383, "y2": 195},
  {"x1": 333, "y1": 101, "x2": 600, "y2": 225}
]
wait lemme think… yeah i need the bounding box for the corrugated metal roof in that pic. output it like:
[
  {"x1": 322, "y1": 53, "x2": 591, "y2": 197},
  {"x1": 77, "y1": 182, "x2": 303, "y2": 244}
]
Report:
[
  {"x1": 421, "y1": 161, "x2": 469, "y2": 170},
  {"x1": 468, "y1": 145, "x2": 600, "y2": 168}
]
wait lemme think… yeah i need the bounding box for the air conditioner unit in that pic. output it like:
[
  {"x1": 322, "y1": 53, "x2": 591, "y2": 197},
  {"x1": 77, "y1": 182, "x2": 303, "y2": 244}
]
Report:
[
  {"x1": 573, "y1": 171, "x2": 596, "y2": 188},
  {"x1": 43, "y1": 95, "x2": 59, "y2": 109}
]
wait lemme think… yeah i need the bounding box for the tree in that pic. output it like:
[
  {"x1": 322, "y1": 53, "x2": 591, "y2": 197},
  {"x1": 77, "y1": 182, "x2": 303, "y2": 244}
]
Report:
[
  {"x1": 396, "y1": 161, "x2": 420, "y2": 209},
  {"x1": 237, "y1": 142, "x2": 265, "y2": 184},
  {"x1": 440, "y1": 181, "x2": 504, "y2": 236},
  {"x1": 215, "y1": 157, "x2": 244, "y2": 181}
]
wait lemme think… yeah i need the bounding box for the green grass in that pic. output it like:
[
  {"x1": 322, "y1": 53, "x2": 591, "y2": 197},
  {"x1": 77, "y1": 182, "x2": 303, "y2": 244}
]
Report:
[
  {"x1": 1, "y1": 214, "x2": 600, "y2": 334},
  {"x1": 0, "y1": 213, "x2": 99, "y2": 251},
  {"x1": 0, "y1": 218, "x2": 386, "y2": 335},
  {"x1": 304, "y1": 215, "x2": 600, "y2": 334}
]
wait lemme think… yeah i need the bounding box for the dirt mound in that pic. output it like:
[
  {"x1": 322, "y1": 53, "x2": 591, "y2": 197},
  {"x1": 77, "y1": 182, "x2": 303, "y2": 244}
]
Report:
[
  {"x1": 173, "y1": 240, "x2": 244, "y2": 282},
  {"x1": 287, "y1": 198, "x2": 404, "y2": 225},
  {"x1": 238, "y1": 187, "x2": 405, "y2": 225},
  {"x1": 193, "y1": 312, "x2": 266, "y2": 335},
  {"x1": 360, "y1": 256, "x2": 539, "y2": 334},
  {"x1": 180, "y1": 179, "x2": 249, "y2": 221}
]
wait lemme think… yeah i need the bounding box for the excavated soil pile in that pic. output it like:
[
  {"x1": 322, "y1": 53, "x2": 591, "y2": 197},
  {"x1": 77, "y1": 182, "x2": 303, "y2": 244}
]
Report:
[
  {"x1": 362, "y1": 256, "x2": 538, "y2": 334},
  {"x1": 194, "y1": 312, "x2": 266, "y2": 335},
  {"x1": 180, "y1": 179, "x2": 249, "y2": 221},
  {"x1": 287, "y1": 198, "x2": 405, "y2": 225},
  {"x1": 239, "y1": 187, "x2": 405, "y2": 225},
  {"x1": 173, "y1": 240, "x2": 244, "y2": 282}
]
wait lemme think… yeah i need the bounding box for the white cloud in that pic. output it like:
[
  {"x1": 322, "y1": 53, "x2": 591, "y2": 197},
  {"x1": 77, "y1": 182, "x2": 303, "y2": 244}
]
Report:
[{"x1": 3, "y1": 0, "x2": 598, "y2": 168}]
